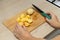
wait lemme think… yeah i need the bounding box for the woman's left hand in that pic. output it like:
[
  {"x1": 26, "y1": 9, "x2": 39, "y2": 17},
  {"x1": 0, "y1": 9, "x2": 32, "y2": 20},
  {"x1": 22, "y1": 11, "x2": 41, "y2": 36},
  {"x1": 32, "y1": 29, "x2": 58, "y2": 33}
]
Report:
[
  {"x1": 13, "y1": 23, "x2": 33, "y2": 40},
  {"x1": 13, "y1": 23, "x2": 45, "y2": 40}
]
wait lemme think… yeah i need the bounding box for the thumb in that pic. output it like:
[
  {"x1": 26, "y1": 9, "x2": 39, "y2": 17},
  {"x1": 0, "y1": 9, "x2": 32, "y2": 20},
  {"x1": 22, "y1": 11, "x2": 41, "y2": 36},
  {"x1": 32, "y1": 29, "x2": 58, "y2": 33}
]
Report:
[
  {"x1": 46, "y1": 18, "x2": 51, "y2": 23},
  {"x1": 22, "y1": 25, "x2": 27, "y2": 31}
]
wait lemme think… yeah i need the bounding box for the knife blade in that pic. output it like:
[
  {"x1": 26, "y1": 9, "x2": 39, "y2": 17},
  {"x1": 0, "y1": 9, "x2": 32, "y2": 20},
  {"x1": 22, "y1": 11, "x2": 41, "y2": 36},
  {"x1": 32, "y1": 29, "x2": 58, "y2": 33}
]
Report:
[{"x1": 32, "y1": 4, "x2": 51, "y2": 19}]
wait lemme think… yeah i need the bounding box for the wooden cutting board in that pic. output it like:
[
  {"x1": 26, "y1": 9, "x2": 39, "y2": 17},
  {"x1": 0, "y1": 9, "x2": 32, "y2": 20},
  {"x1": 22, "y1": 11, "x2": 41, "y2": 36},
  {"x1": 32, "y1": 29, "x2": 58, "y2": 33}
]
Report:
[{"x1": 3, "y1": 7, "x2": 46, "y2": 32}]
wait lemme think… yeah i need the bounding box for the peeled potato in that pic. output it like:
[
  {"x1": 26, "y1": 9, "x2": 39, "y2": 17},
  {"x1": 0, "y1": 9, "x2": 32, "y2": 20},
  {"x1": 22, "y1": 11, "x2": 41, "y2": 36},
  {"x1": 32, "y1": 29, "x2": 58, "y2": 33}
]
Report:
[
  {"x1": 19, "y1": 22, "x2": 24, "y2": 26},
  {"x1": 27, "y1": 8, "x2": 34, "y2": 15},
  {"x1": 27, "y1": 19, "x2": 33, "y2": 23},
  {"x1": 24, "y1": 22, "x2": 30, "y2": 27},
  {"x1": 17, "y1": 17, "x2": 20, "y2": 22},
  {"x1": 21, "y1": 18, "x2": 26, "y2": 22},
  {"x1": 17, "y1": 9, "x2": 34, "y2": 27},
  {"x1": 25, "y1": 15, "x2": 31, "y2": 19},
  {"x1": 20, "y1": 14, "x2": 26, "y2": 18}
]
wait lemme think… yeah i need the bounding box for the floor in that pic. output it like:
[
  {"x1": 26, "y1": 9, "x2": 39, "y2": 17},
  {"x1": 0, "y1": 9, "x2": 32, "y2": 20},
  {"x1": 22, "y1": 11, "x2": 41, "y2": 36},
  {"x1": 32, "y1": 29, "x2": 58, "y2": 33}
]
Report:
[{"x1": 0, "y1": 0, "x2": 60, "y2": 40}]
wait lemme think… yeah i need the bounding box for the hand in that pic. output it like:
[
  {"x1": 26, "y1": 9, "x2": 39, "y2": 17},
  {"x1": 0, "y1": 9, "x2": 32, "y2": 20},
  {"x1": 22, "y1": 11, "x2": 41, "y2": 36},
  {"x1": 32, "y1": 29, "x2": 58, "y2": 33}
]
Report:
[
  {"x1": 14, "y1": 24, "x2": 33, "y2": 40},
  {"x1": 46, "y1": 12, "x2": 60, "y2": 29},
  {"x1": 13, "y1": 23, "x2": 45, "y2": 40}
]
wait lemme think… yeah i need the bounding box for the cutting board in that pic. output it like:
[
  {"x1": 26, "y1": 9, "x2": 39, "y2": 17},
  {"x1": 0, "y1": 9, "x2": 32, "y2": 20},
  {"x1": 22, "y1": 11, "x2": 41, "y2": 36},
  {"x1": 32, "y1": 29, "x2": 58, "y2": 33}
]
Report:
[{"x1": 3, "y1": 7, "x2": 46, "y2": 32}]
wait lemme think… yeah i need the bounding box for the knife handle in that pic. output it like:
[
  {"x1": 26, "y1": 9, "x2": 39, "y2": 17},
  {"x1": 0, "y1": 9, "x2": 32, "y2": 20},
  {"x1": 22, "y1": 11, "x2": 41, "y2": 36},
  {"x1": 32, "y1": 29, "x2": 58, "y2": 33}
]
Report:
[{"x1": 42, "y1": 12, "x2": 51, "y2": 19}]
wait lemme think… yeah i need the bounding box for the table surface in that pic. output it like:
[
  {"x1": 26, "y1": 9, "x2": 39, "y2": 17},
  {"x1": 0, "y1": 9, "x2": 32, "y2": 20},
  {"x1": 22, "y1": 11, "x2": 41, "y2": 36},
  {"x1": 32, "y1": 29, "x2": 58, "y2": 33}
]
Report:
[{"x1": 0, "y1": 0, "x2": 60, "y2": 40}]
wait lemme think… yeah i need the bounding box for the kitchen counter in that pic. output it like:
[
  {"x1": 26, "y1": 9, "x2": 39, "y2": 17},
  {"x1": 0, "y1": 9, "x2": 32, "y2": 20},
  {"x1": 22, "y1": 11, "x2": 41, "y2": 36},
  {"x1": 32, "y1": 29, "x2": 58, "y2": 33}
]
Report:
[{"x1": 0, "y1": 0, "x2": 60, "y2": 40}]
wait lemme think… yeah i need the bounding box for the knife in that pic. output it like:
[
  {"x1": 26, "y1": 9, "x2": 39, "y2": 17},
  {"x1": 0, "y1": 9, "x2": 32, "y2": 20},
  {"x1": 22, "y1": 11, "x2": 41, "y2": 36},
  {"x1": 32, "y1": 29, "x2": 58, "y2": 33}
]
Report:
[{"x1": 32, "y1": 4, "x2": 51, "y2": 19}]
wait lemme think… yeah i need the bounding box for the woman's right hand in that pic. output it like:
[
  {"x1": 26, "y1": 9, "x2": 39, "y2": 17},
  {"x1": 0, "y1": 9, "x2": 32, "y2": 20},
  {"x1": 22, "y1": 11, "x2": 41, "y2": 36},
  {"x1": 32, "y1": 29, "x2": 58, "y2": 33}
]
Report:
[{"x1": 46, "y1": 12, "x2": 60, "y2": 29}]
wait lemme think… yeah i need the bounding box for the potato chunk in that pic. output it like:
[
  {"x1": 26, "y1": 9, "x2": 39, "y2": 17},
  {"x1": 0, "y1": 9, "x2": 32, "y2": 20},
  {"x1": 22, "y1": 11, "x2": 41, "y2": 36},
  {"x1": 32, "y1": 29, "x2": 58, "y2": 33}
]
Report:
[
  {"x1": 27, "y1": 8, "x2": 34, "y2": 15},
  {"x1": 17, "y1": 8, "x2": 34, "y2": 27},
  {"x1": 24, "y1": 22, "x2": 30, "y2": 27}
]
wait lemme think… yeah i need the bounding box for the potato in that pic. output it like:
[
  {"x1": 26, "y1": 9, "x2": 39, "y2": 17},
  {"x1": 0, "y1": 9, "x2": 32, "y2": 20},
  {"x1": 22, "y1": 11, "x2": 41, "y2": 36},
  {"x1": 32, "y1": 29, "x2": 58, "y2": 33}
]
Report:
[
  {"x1": 27, "y1": 8, "x2": 34, "y2": 15},
  {"x1": 17, "y1": 17, "x2": 21, "y2": 22},
  {"x1": 21, "y1": 18, "x2": 26, "y2": 22},
  {"x1": 27, "y1": 18, "x2": 33, "y2": 23},
  {"x1": 19, "y1": 22, "x2": 24, "y2": 26},
  {"x1": 25, "y1": 15, "x2": 31, "y2": 19},
  {"x1": 17, "y1": 10, "x2": 33, "y2": 27},
  {"x1": 24, "y1": 22, "x2": 30, "y2": 27},
  {"x1": 20, "y1": 14, "x2": 26, "y2": 18}
]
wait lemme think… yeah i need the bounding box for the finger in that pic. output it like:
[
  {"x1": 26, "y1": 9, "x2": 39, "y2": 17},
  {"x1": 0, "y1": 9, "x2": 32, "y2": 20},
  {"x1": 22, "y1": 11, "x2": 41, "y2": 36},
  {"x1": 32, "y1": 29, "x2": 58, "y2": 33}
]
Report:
[
  {"x1": 16, "y1": 23, "x2": 29, "y2": 33},
  {"x1": 14, "y1": 32, "x2": 22, "y2": 40},
  {"x1": 16, "y1": 24, "x2": 26, "y2": 33},
  {"x1": 50, "y1": 12, "x2": 56, "y2": 16},
  {"x1": 46, "y1": 12, "x2": 50, "y2": 15},
  {"x1": 13, "y1": 24, "x2": 18, "y2": 33},
  {"x1": 16, "y1": 21, "x2": 27, "y2": 31},
  {"x1": 15, "y1": 24, "x2": 19, "y2": 32},
  {"x1": 46, "y1": 12, "x2": 55, "y2": 17},
  {"x1": 46, "y1": 18, "x2": 50, "y2": 22},
  {"x1": 22, "y1": 26, "x2": 29, "y2": 33},
  {"x1": 14, "y1": 26, "x2": 22, "y2": 38},
  {"x1": 22, "y1": 25, "x2": 27, "y2": 31},
  {"x1": 16, "y1": 23, "x2": 28, "y2": 31},
  {"x1": 14, "y1": 27, "x2": 19, "y2": 35},
  {"x1": 16, "y1": 24, "x2": 23, "y2": 30}
]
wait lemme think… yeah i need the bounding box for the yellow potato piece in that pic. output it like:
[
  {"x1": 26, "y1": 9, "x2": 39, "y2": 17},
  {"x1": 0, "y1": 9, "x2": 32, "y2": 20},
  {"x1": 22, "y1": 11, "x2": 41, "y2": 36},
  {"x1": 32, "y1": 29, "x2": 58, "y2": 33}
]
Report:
[
  {"x1": 25, "y1": 15, "x2": 31, "y2": 19},
  {"x1": 21, "y1": 18, "x2": 26, "y2": 22},
  {"x1": 19, "y1": 22, "x2": 24, "y2": 26},
  {"x1": 17, "y1": 17, "x2": 21, "y2": 22},
  {"x1": 27, "y1": 8, "x2": 34, "y2": 15},
  {"x1": 24, "y1": 22, "x2": 30, "y2": 27},
  {"x1": 27, "y1": 19, "x2": 33, "y2": 23},
  {"x1": 17, "y1": 13, "x2": 33, "y2": 27},
  {"x1": 20, "y1": 14, "x2": 26, "y2": 18}
]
